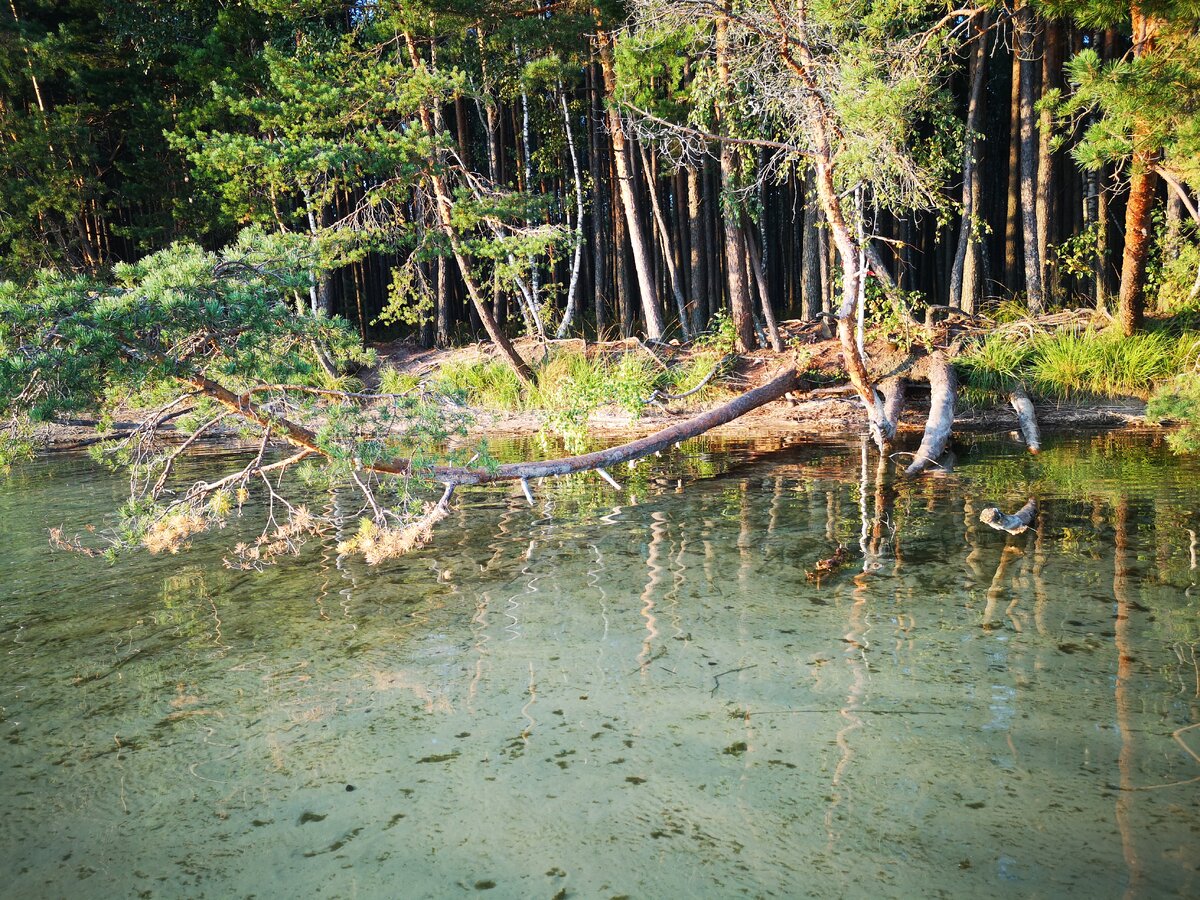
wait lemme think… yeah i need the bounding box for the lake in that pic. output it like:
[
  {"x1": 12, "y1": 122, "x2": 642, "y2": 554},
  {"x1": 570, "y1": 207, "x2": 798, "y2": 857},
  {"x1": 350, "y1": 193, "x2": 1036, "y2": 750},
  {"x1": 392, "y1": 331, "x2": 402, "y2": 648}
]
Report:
[{"x1": 2, "y1": 433, "x2": 1198, "y2": 898}]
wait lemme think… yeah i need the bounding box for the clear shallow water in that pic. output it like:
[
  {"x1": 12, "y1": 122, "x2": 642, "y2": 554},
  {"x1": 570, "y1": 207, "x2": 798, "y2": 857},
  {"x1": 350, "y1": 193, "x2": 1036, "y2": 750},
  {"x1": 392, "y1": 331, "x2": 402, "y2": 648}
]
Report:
[{"x1": 1, "y1": 434, "x2": 1198, "y2": 899}]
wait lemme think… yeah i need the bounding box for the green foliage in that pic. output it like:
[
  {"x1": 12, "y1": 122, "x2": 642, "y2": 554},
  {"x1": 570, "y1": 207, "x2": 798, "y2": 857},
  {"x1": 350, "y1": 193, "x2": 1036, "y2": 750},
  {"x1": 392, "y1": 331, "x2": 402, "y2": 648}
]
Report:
[
  {"x1": 1031, "y1": 329, "x2": 1178, "y2": 398},
  {"x1": 0, "y1": 230, "x2": 365, "y2": 423},
  {"x1": 694, "y1": 310, "x2": 738, "y2": 356},
  {"x1": 378, "y1": 366, "x2": 422, "y2": 395},
  {"x1": 1061, "y1": 17, "x2": 1200, "y2": 193}
]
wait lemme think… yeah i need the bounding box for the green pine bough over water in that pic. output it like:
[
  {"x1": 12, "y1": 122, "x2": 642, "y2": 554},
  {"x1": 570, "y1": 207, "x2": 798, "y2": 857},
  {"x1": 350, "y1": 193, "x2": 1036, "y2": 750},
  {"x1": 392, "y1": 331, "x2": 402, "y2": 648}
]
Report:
[{"x1": 0, "y1": 234, "x2": 797, "y2": 565}]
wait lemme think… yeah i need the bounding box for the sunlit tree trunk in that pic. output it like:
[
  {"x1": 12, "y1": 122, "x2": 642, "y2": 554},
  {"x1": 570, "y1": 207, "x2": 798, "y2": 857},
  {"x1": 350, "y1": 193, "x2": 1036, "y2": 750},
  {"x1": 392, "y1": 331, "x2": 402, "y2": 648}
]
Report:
[
  {"x1": 594, "y1": 19, "x2": 665, "y2": 339},
  {"x1": 715, "y1": 7, "x2": 757, "y2": 351},
  {"x1": 949, "y1": 12, "x2": 990, "y2": 313},
  {"x1": 1016, "y1": 2, "x2": 1044, "y2": 314},
  {"x1": 1116, "y1": 3, "x2": 1163, "y2": 335}
]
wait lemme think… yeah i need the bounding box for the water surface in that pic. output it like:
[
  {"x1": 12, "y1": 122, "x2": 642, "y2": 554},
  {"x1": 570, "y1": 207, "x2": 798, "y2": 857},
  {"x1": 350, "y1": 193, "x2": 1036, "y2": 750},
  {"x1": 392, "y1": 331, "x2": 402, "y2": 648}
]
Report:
[{"x1": 2, "y1": 434, "x2": 1198, "y2": 898}]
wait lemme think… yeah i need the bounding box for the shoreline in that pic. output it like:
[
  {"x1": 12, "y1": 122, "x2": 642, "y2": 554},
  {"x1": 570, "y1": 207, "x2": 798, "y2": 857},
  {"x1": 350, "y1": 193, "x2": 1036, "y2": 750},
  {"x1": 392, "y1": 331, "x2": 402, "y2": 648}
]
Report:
[{"x1": 31, "y1": 391, "x2": 1152, "y2": 456}]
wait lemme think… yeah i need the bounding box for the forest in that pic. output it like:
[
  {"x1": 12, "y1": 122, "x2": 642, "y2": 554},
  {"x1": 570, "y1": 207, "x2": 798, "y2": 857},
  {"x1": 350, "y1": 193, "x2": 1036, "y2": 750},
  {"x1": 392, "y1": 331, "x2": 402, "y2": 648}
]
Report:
[
  {"x1": 2, "y1": 0, "x2": 1200, "y2": 557},
  {"x1": 3, "y1": 0, "x2": 1198, "y2": 335},
  {"x1": 4, "y1": 6, "x2": 1200, "y2": 893}
]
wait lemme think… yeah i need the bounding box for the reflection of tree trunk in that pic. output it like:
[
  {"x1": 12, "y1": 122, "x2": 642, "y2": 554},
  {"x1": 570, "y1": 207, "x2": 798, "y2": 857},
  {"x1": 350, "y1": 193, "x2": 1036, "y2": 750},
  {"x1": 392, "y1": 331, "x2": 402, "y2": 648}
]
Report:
[
  {"x1": 827, "y1": 554, "x2": 868, "y2": 852},
  {"x1": 1113, "y1": 497, "x2": 1141, "y2": 895},
  {"x1": 869, "y1": 451, "x2": 893, "y2": 560},
  {"x1": 983, "y1": 544, "x2": 1023, "y2": 630},
  {"x1": 826, "y1": 490, "x2": 838, "y2": 543},
  {"x1": 1032, "y1": 515, "x2": 1048, "y2": 634},
  {"x1": 737, "y1": 479, "x2": 753, "y2": 584},
  {"x1": 637, "y1": 510, "x2": 666, "y2": 673},
  {"x1": 964, "y1": 498, "x2": 986, "y2": 581}
]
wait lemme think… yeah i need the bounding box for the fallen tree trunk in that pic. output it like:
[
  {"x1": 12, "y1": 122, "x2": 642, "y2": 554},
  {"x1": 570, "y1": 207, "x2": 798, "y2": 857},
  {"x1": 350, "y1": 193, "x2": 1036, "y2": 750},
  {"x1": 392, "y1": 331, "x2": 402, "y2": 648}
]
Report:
[
  {"x1": 904, "y1": 352, "x2": 957, "y2": 475},
  {"x1": 174, "y1": 361, "x2": 802, "y2": 488}
]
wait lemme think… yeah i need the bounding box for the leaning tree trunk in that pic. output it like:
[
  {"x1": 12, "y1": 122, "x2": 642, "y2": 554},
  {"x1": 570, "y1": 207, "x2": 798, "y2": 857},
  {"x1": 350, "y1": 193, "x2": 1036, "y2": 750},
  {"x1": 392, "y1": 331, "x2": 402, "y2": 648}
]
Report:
[
  {"x1": 404, "y1": 33, "x2": 534, "y2": 384},
  {"x1": 556, "y1": 90, "x2": 586, "y2": 338},
  {"x1": 595, "y1": 23, "x2": 666, "y2": 339},
  {"x1": 640, "y1": 144, "x2": 691, "y2": 339},
  {"x1": 905, "y1": 352, "x2": 957, "y2": 475}
]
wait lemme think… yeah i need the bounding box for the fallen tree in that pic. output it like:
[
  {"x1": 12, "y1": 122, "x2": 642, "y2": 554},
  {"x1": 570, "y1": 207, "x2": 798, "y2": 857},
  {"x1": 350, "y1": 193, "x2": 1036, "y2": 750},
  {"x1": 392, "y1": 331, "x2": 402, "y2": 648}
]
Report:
[{"x1": 1, "y1": 244, "x2": 1042, "y2": 566}]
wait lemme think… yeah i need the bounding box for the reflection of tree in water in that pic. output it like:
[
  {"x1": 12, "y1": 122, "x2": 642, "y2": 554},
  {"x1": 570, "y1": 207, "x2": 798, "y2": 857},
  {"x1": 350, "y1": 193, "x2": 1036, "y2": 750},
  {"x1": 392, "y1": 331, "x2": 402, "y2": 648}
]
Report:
[
  {"x1": 159, "y1": 566, "x2": 228, "y2": 651},
  {"x1": 1113, "y1": 496, "x2": 1142, "y2": 897}
]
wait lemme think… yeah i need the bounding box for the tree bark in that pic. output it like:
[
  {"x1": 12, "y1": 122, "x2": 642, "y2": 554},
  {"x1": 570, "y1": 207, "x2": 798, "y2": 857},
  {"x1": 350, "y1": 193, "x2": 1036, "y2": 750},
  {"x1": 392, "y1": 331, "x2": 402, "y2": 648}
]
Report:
[
  {"x1": 595, "y1": 21, "x2": 665, "y2": 339},
  {"x1": 1004, "y1": 35, "x2": 1022, "y2": 291},
  {"x1": 801, "y1": 170, "x2": 824, "y2": 320},
  {"x1": 1117, "y1": 7, "x2": 1163, "y2": 336},
  {"x1": 1009, "y1": 383, "x2": 1041, "y2": 454},
  {"x1": 1016, "y1": 3, "x2": 1044, "y2": 313},
  {"x1": 588, "y1": 58, "x2": 610, "y2": 337},
  {"x1": 639, "y1": 144, "x2": 691, "y2": 339},
  {"x1": 949, "y1": 13, "x2": 989, "y2": 313},
  {"x1": 715, "y1": 8, "x2": 757, "y2": 351},
  {"x1": 687, "y1": 165, "x2": 707, "y2": 331},
  {"x1": 905, "y1": 352, "x2": 957, "y2": 475},
  {"x1": 404, "y1": 33, "x2": 533, "y2": 384},
  {"x1": 1037, "y1": 19, "x2": 1063, "y2": 302},
  {"x1": 744, "y1": 219, "x2": 783, "y2": 351},
  {"x1": 556, "y1": 91, "x2": 585, "y2": 338}
]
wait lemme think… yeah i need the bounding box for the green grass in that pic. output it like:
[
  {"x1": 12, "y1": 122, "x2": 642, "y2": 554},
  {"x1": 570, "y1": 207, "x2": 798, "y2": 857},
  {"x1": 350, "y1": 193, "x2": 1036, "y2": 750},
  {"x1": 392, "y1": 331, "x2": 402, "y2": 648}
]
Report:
[
  {"x1": 433, "y1": 358, "x2": 525, "y2": 411},
  {"x1": 960, "y1": 325, "x2": 1192, "y2": 401},
  {"x1": 411, "y1": 346, "x2": 735, "y2": 453},
  {"x1": 425, "y1": 347, "x2": 732, "y2": 415},
  {"x1": 377, "y1": 365, "x2": 422, "y2": 395}
]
